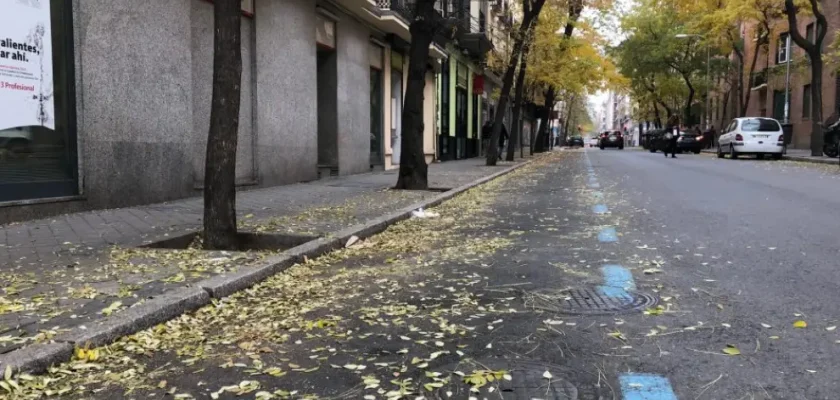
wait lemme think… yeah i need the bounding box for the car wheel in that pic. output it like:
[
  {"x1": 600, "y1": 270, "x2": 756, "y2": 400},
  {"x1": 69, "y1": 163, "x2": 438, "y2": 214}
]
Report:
[
  {"x1": 772, "y1": 152, "x2": 783, "y2": 160},
  {"x1": 729, "y1": 145, "x2": 738, "y2": 159},
  {"x1": 618, "y1": 146, "x2": 624, "y2": 150},
  {"x1": 649, "y1": 148, "x2": 656, "y2": 153},
  {"x1": 756, "y1": 153, "x2": 765, "y2": 160},
  {"x1": 693, "y1": 150, "x2": 701, "y2": 154},
  {"x1": 600, "y1": 145, "x2": 604, "y2": 150},
  {"x1": 717, "y1": 145, "x2": 724, "y2": 158}
]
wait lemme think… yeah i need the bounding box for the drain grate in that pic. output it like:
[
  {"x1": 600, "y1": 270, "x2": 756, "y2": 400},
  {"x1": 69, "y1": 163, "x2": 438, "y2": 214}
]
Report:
[{"x1": 529, "y1": 286, "x2": 658, "y2": 315}]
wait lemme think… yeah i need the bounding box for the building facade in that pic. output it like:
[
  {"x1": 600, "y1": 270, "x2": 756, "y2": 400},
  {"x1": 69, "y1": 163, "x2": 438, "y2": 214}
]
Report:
[
  {"x1": 730, "y1": 3, "x2": 840, "y2": 150},
  {"x1": 0, "y1": 0, "x2": 458, "y2": 223}
]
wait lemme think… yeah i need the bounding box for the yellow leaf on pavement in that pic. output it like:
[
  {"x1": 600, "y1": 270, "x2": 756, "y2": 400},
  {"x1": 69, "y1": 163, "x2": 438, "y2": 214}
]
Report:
[
  {"x1": 722, "y1": 345, "x2": 741, "y2": 356},
  {"x1": 793, "y1": 320, "x2": 807, "y2": 328}
]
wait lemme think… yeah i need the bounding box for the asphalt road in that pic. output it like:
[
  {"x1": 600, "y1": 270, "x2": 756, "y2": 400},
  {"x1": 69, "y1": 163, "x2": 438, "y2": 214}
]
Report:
[
  {"x1": 582, "y1": 147, "x2": 840, "y2": 399},
  {"x1": 10, "y1": 149, "x2": 840, "y2": 399}
]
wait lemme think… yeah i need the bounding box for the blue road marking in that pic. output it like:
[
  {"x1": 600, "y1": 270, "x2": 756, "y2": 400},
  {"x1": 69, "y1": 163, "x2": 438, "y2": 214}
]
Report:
[
  {"x1": 588, "y1": 182, "x2": 600, "y2": 189},
  {"x1": 619, "y1": 373, "x2": 677, "y2": 400},
  {"x1": 601, "y1": 265, "x2": 636, "y2": 290},
  {"x1": 588, "y1": 177, "x2": 598, "y2": 184},
  {"x1": 597, "y1": 227, "x2": 617, "y2": 242},
  {"x1": 593, "y1": 204, "x2": 608, "y2": 214}
]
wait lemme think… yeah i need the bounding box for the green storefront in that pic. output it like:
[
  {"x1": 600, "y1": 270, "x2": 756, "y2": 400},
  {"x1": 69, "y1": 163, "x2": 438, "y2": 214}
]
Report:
[{"x1": 437, "y1": 48, "x2": 481, "y2": 161}]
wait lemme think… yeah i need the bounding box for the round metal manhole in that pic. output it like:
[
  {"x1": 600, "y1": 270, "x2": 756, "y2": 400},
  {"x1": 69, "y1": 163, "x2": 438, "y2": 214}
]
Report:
[
  {"x1": 500, "y1": 360, "x2": 608, "y2": 400},
  {"x1": 438, "y1": 359, "x2": 608, "y2": 400},
  {"x1": 528, "y1": 286, "x2": 658, "y2": 315}
]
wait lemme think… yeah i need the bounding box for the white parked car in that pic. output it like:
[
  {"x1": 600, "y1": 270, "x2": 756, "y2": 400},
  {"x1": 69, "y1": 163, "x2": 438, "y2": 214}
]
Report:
[
  {"x1": 588, "y1": 138, "x2": 599, "y2": 147},
  {"x1": 717, "y1": 117, "x2": 784, "y2": 160}
]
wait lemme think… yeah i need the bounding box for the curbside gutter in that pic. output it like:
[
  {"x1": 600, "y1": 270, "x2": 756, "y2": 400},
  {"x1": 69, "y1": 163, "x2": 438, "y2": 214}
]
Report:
[
  {"x1": 0, "y1": 159, "x2": 533, "y2": 375},
  {"x1": 701, "y1": 148, "x2": 837, "y2": 165}
]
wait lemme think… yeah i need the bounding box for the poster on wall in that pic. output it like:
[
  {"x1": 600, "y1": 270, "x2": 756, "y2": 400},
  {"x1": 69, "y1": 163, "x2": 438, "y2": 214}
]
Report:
[{"x1": 0, "y1": 0, "x2": 55, "y2": 131}]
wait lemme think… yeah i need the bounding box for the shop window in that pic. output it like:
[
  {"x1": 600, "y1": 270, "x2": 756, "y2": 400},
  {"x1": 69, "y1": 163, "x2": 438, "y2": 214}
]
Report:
[{"x1": 0, "y1": 0, "x2": 78, "y2": 202}]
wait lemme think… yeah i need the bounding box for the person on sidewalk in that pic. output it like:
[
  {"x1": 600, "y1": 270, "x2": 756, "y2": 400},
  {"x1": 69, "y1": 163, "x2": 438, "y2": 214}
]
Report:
[
  {"x1": 664, "y1": 115, "x2": 680, "y2": 158},
  {"x1": 498, "y1": 123, "x2": 509, "y2": 160}
]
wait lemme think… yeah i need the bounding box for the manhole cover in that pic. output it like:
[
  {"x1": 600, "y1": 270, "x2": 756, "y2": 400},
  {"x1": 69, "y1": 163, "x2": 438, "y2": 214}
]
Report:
[
  {"x1": 528, "y1": 286, "x2": 658, "y2": 315},
  {"x1": 436, "y1": 359, "x2": 607, "y2": 400}
]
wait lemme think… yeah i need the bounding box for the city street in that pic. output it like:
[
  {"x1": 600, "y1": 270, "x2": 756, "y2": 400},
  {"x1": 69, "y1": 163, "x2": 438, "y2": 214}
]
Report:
[{"x1": 5, "y1": 149, "x2": 840, "y2": 399}]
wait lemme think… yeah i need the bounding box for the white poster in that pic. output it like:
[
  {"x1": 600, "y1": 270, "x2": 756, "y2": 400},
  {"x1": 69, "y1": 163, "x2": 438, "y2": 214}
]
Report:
[{"x1": 0, "y1": 0, "x2": 54, "y2": 131}]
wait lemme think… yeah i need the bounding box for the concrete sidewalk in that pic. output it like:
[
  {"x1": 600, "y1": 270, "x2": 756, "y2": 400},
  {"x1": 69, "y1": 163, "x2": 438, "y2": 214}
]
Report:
[
  {"x1": 702, "y1": 147, "x2": 837, "y2": 165},
  {"x1": 0, "y1": 158, "x2": 526, "y2": 357}
]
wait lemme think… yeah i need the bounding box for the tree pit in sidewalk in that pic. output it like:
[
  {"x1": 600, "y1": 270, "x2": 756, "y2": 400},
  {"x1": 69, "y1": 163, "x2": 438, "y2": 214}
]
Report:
[{"x1": 141, "y1": 231, "x2": 318, "y2": 252}]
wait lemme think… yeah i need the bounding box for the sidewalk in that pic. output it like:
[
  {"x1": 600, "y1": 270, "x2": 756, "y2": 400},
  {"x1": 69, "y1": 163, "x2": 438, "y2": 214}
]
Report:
[
  {"x1": 702, "y1": 147, "x2": 837, "y2": 165},
  {"x1": 0, "y1": 158, "x2": 525, "y2": 356}
]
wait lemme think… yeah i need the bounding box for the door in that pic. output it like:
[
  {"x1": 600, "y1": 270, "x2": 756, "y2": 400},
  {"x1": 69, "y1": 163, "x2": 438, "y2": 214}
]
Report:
[
  {"x1": 455, "y1": 88, "x2": 468, "y2": 159},
  {"x1": 370, "y1": 68, "x2": 383, "y2": 166},
  {"x1": 772, "y1": 90, "x2": 786, "y2": 121},
  {"x1": 391, "y1": 68, "x2": 403, "y2": 165}
]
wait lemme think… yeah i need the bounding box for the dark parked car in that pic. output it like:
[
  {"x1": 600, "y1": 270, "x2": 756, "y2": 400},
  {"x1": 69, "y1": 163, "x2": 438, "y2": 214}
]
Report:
[
  {"x1": 643, "y1": 129, "x2": 666, "y2": 152},
  {"x1": 567, "y1": 136, "x2": 585, "y2": 147},
  {"x1": 676, "y1": 130, "x2": 705, "y2": 154},
  {"x1": 599, "y1": 131, "x2": 624, "y2": 150}
]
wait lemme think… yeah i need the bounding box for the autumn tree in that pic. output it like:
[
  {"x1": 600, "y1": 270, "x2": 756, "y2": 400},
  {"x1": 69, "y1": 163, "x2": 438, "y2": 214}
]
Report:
[
  {"x1": 204, "y1": 0, "x2": 242, "y2": 250},
  {"x1": 486, "y1": 0, "x2": 548, "y2": 166},
  {"x1": 784, "y1": 0, "x2": 827, "y2": 156}
]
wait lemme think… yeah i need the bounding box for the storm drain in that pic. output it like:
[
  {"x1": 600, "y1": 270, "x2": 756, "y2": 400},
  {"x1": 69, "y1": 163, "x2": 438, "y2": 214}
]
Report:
[{"x1": 528, "y1": 286, "x2": 658, "y2": 315}]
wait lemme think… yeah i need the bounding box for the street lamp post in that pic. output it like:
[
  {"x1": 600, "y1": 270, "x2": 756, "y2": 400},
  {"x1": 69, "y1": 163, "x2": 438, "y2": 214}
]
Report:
[{"x1": 676, "y1": 33, "x2": 711, "y2": 130}]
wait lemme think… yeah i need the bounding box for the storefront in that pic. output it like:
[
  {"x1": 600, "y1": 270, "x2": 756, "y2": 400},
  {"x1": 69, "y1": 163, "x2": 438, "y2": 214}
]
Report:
[{"x1": 0, "y1": 0, "x2": 78, "y2": 203}]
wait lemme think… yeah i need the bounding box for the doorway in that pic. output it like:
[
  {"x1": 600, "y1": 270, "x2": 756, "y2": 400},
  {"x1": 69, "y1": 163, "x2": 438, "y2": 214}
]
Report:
[
  {"x1": 390, "y1": 53, "x2": 404, "y2": 165},
  {"x1": 455, "y1": 88, "x2": 467, "y2": 159},
  {"x1": 370, "y1": 67, "x2": 383, "y2": 167},
  {"x1": 317, "y1": 48, "x2": 338, "y2": 173}
]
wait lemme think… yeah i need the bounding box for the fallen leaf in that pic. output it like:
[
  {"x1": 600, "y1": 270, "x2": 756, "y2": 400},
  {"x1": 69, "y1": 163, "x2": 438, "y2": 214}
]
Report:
[
  {"x1": 794, "y1": 320, "x2": 807, "y2": 328},
  {"x1": 722, "y1": 345, "x2": 741, "y2": 356},
  {"x1": 761, "y1": 323, "x2": 772, "y2": 329},
  {"x1": 827, "y1": 326, "x2": 836, "y2": 331},
  {"x1": 542, "y1": 371, "x2": 553, "y2": 379}
]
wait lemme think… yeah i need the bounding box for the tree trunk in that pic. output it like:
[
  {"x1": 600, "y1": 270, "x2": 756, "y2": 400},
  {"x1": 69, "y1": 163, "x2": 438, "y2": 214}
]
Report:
[
  {"x1": 784, "y1": 0, "x2": 826, "y2": 155},
  {"x1": 534, "y1": 88, "x2": 555, "y2": 152},
  {"x1": 395, "y1": 0, "x2": 439, "y2": 190},
  {"x1": 507, "y1": 35, "x2": 533, "y2": 161},
  {"x1": 809, "y1": 55, "x2": 824, "y2": 156},
  {"x1": 652, "y1": 100, "x2": 662, "y2": 128},
  {"x1": 486, "y1": 0, "x2": 546, "y2": 165},
  {"x1": 682, "y1": 75, "x2": 695, "y2": 125},
  {"x1": 203, "y1": 0, "x2": 242, "y2": 250}
]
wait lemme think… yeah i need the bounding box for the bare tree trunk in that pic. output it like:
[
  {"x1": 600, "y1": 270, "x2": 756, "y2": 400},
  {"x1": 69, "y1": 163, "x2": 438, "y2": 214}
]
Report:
[
  {"x1": 534, "y1": 88, "x2": 556, "y2": 152},
  {"x1": 204, "y1": 0, "x2": 242, "y2": 250},
  {"x1": 486, "y1": 0, "x2": 546, "y2": 165},
  {"x1": 652, "y1": 100, "x2": 662, "y2": 128},
  {"x1": 395, "y1": 0, "x2": 441, "y2": 190},
  {"x1": 507, "y1": 31, "x2": 534, "y2": 161},
  {"x1": 785, "y1": 0, "x2": 826, "y2": 155}
]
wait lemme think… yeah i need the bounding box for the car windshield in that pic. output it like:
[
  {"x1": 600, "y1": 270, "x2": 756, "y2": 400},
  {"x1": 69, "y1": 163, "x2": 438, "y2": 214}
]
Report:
[{"x1": 741, "y1": 119, "x2": 781, "y2": 132}]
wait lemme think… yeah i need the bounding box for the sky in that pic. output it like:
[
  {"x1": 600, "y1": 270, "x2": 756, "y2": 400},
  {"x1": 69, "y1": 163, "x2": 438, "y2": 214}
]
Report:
[{"x1": 586, "y1": 0, "x2": 636, "y2": 116}]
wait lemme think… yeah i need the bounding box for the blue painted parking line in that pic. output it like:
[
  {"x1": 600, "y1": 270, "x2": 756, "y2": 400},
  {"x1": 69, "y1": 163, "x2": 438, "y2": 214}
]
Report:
[
  {"x1": 601, "y1": 264, "x2": 636, "y2": 290},
  {"x1": 593, "y1": 204, "x2": 608, "y2": 214},
  {"x1": 597, "y1": 227, "x2": 617, "y2": 242},
  {"x1": 619, "y1": 373, "x2": 677, "y2": 400}
]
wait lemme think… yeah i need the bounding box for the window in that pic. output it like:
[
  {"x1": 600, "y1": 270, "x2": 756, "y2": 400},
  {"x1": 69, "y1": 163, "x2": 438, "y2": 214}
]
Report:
[
  {"x1": 803, "y1": 84, "x2": 812, "y2": 119},
  {"x1": 806, "y1": 23, "x2": 815, "y2": 44},
  {"x1": 741, "y1": 118, "x2": 782, "y2": 132},
  {"x1": 0, "y1": 0, "x2": 79, "y2": 202},
  {"x1": 777, "y1": 33, "x2": 790, "y2": 64}
]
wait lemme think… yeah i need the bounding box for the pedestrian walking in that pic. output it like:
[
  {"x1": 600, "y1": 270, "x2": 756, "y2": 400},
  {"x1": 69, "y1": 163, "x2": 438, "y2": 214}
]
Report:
[
  {"x1": 498, "y1": 123, "x2": 509, "y2": 160},
  {"x1": 664, "y1": 115, "x2": 680, "y2": 158}
]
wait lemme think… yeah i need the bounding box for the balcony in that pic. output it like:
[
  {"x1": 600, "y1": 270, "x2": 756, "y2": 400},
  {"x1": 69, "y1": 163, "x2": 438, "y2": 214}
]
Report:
[
  {"x1": 750, "y1": 70, "x2": 768, "y2": 90},
  {"x1": 375, "y1": 0, "x2": 414, "y2": 25}
]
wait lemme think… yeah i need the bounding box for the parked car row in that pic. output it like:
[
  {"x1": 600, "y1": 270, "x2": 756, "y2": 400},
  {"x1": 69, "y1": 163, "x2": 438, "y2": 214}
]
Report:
[{"x1": 642, "y1": 129, "x2": 703, "y2": 154}]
